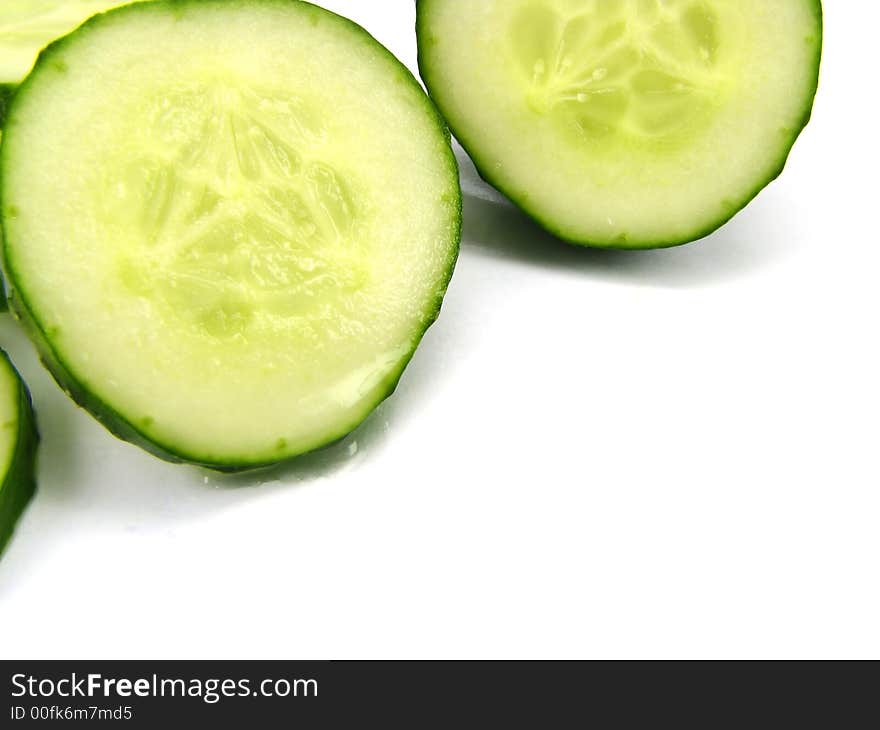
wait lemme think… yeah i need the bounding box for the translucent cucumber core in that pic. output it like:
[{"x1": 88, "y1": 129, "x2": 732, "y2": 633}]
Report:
[
  {"x1": 100, "y1": 82, "x2": 366, "y2": 340},
  {"x1": 511, "y1": 0, "x2": 725, "y2": 143}
]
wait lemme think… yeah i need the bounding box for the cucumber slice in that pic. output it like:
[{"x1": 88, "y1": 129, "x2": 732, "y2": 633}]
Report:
[
  {"x1": 0, "y1": 349, "x2": 38, "y2": 557},
  {"x1": 417, "y1": 0, "x2": 822, "y2": 248},
  {"x1": 1, "y1": 0, "x2": 460, "y2": 470}
]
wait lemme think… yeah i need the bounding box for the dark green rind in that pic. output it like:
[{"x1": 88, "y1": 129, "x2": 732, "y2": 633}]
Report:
[
  {"x1": 0, "y1": 84, "x2": 15, "y2": 129},
  {"x1": 416, "y1": 0, "x2": 823, "y2": 250},
  {"x1": 0, "y1": 350, "x2": 39, "y2": 557},
  {"x1": 0, "y1": 243, "x2": 6, "y2": 311},
  {"x1": 1, "y1": 0, "x2": 461, "y2": 472},
  {"x1": 0, "y1": 85, "x2": 11, "y2": 308}
]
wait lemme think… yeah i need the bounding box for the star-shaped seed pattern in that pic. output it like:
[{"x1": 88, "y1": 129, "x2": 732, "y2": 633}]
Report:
[
  {"x1": 510, "y1": 0, "x2": 721, "y2": 139},
  {"x1": 102, "y1": 84, "x2": 365, "y2": 339}
]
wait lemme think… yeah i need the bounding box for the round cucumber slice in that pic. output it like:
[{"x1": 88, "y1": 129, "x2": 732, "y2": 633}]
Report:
[
  {"x1": 417, "y1": 0, "x2": 822, "y2": 249},
  {"x1": 1, "y1": 0, "x2": 461, "y2": 470},
  {"x1": 0, "y1": 349, "x2": 38, "y2": 557}
]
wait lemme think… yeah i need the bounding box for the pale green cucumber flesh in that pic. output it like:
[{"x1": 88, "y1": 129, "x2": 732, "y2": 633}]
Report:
[
  {"x1": 417, "y1": 0, "x2": 823, "y2": 249},
  {"x1": 2, "y1": 0, "x2": 461, "y2": 470},
  {"x1": 0, "y1": 1, "x2": 135, "y2": 300},
  {"x1": 0, "y1": 0, "x2": 134, "y2": 87},
  {"x1": 0, "y1": 349, "x2": 38, "y2": 557}
]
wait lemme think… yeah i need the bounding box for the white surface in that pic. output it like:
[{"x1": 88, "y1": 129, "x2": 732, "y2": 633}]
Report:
[{"x1": 0, "y1": 1, "x2": 877, "y2": 660}]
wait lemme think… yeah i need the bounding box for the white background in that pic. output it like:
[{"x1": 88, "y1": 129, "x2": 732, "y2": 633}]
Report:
[{"x1": 0, "y1": 1, "x2": 877, "y2": 659}]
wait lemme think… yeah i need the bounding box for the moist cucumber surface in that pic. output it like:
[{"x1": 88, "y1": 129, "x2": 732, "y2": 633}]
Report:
[
  {"x1": 0, "y1": 349, "x2": 38, "y2": 557},
  {"x1": 417, "y1": 0, "x2": 822, "y2": 248},
  {"x1": 1, "y1": 0, "x2": 460, "y2": 470}
]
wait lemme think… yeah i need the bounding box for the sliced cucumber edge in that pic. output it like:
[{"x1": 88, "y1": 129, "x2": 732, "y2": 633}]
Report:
[
  {"x1": 416, "y1": 0, "x2": 823, "y2": 250},
  {"x1": 0, "y1": 350, "x2": 38, "y2": 558},
  {"x1": 3, "y1": 280, "x2": 458, "y2": 473}
]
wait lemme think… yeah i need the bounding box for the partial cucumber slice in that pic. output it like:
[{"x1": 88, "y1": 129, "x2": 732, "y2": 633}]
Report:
[
  {"x1": 2, "y1": 0, "x2": 460, "y2": 470},
  {"x1": 417, "y1": 0, "x2": 822, "y2": 248},
  {"x1": 0, "y1": 349, "x2": 38, "y2": 557},
  {"x1": 0, "y1": 0, "x2": 133, "y2": 89}
]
